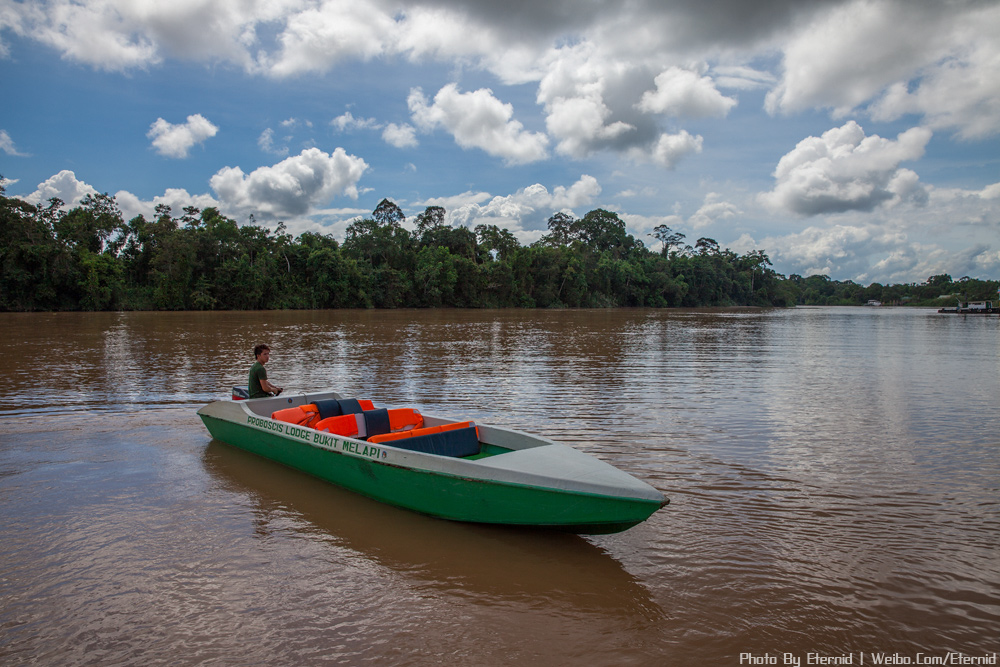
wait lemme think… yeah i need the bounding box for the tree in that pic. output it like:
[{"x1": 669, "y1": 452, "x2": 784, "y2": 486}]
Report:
[
  {"x1": 372, "y1": 198, "x2": 405, "y2": 226},
  {"x1": 539, "y1": 212, "x2": 576, "y2": 247},
  {"x1": 414, "y1": 206, "x2": 447, "y2": 238},
  {"x1": 927, "y1": 274, "x2": 953, "y2": 286},
  {"x1": 694, "y1": 237, "x2": 720, "y2": 255},
  {"x1": 476, "y1": 224, "x2": 520, "y2": 261},
  {"x1": 54, "y1": 193, "x2": 124, "y2": 255},
  {"x1": 577, "y1": 208, "x2": 628, "y2": 252},
  {"x1": 650, "y1": 225, "x2": 686, "y2": 257}
]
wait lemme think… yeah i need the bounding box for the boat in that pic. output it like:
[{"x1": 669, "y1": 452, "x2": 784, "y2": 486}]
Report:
[
  {"x1": 937, "y1": 300, "x2": 999, "y2": 314},
  {"x1": 197, "y1": 390, "x2": 668, "y2": 534}
]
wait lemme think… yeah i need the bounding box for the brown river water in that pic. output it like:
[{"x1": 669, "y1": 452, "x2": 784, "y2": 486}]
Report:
[{"x1": 1, "y1": 308, "x2": 997, "y2": 666}]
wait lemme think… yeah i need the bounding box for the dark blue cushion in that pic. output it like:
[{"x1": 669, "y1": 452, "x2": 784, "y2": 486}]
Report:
[
  {"x1": 390, "y1": 427, "x2": 481, "y2": 458},
  {"x1": 363, "y1": 408, "x2": 391, "y2": 438},
  {"x1": 314, "y1": 399, "x2": 343, "y2": 420},
  {"x1": 337, "y1": 398, "x2": 364, "y2": 415}
]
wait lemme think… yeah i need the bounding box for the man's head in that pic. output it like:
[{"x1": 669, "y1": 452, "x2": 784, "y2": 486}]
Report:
[{"x1": 253, "y1": 344, "x2": 270, "y2": 362}]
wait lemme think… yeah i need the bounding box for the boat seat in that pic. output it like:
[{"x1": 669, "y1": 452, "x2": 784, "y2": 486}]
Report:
[
  {"x1": 368, "y1": 421, "x2": 475, "y2": 444},
  {"x1": 271, "y1": 403, "x2": 321, "y2": 427},
  {"x1": 315, "y1": 408, "x2": 423, "y2": 439},
  {"x1": 313, "y1": 398, "x2": 375, "y2": 419},
  {"x1": 272, "y1": 398, "x2": 375, "y2": 429},
  {"x1": 381, "y1": 425, "x2": 481, "y2": 458}
]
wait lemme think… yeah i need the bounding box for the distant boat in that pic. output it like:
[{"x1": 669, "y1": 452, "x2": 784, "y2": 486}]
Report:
[
  {"x1": 938, "y1": 300, "x2": 999, "y2": 314},
  {"x1": 198, "y1": 390, "x2": 668, "y2": 534},
  {"x1": 866, "y1": 300, "x2": 882, "y2": 306}
]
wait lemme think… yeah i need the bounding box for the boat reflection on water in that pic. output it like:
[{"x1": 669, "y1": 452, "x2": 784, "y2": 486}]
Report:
[{"x1": 201, "y1": 440, "x2": 664, "y2": 621}]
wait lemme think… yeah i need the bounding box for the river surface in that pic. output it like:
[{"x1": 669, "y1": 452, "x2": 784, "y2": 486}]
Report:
[{"x1": 1, "y1": 308, "x2": 997, "y2": 666}]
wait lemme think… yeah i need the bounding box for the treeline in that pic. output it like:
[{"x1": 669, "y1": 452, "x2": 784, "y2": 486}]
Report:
[
  {"x1": 1, "y1": 186, "x2": 995, "y2": 311},
  {"x1": 788, "y1": 273, "x2": 1000, "y2": 307}
]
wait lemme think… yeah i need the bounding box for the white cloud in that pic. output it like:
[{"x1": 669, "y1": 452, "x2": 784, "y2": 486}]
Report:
[
  {"x1": 382, "y1": 123, "x2": 418, "y2": 149},
  {"x1": 765, "y1": 0, "x2": 1000, "y2": 138},
  {"x1": 2, "y1": 0, "x2": 293, "y2": 71},
  {"x1": 15, "y1": 170, "x2": 223, "y2": 224},
  {"x1": 868, "y1": 32, "x2": 1000, "y2": 140},
  {"x1": 20, "y1": 170, "x2": 98, "y2": 208},
  {"x1": 445, "y1": 175, "x2": 602, "y2": 241},
  {"x1": 330, "y1": 112, "x2": 416, "y2": 148},
  {"x1": 115, "y1": 187, "x2": 220, "y2": 224},
  {"x1": 620, "y1": 211, "x2": 685, "y2": 249},
  {"x1": 535, "y1": 44, "x2": 641, "y2": 159},
  {"x1": 408, "y1": 84, "x2": 549, "y2": 165},
  {"x1": 746, "y1": 177, "x2": 1000, "y2": 282},
  {"x1": 417, "y1": 190, "x2": 493, "y2": 211},
  {"x1": 209, "y1": 147, "x2": 368, "y2": 220},
  {"x1": 980, "y1": 183, "x2": 1000, "y2": 200},
  {"x1": 265, "y1": 1, "x2": 394, "y2": 77},
  {"x1": 147, "y1": 114, "x2": 218, "y2": 158},
  {"x1": 759, "y1": 220, "x2": 993, "y2": 284},
  {"x1": 628, "y1": 130, "x2": 704, "y2": 169},
  {"x1": 10, "y1": 1, "x2": 997, "y2": 143},
  {"x1": 257, "y1": 128, "x2": 288, "y2": 156},
  {"x1": 688, "y1": 192, "x2": 741, "y2": 230},
  {"x1": 713, "y1": 65, "x2": 776, "y2": 91},
  {"x1": 765, "y1": 1, "x2": 949, "y2": 117},
  {"x1": 331, "y1": 111, "x2": 380, "y2": 132},
  {"x1": 534, "y1": 46, "x2": 711, "y2": 168},
  {"x1": 637, "y1": 66, "x2": 737, "y2": 118},
  {"x1": 759, "y1": 121, "x2": 932, "y2": 216},
  {"x1": 0, "y1": 129, "x2": 29, "y2": 156}
]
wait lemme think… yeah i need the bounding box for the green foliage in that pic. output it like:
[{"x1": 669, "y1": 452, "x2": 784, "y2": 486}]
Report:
[{"x1": 1, "y1": 187, "x2": 994, "y2": 312}]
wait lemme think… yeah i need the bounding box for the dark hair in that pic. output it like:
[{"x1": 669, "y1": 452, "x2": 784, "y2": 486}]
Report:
[{"x1": 253, "y1": 344, "x2": 270, "y2": 359}]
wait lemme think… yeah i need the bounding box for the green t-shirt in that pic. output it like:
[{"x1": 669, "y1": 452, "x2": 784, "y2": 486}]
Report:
[{"x1": 249, "y1": 361, "x2": 269, "y2": 399}]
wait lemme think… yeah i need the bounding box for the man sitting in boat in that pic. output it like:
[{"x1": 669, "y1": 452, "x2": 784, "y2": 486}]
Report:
[{"x1": 249, "y1": 344, "x2": 283, "y2": 399}]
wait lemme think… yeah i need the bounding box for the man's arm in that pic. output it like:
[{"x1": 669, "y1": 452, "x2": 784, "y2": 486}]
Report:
[{"x1": 261, "y1": 378, "x2": 282, "y2": 395}]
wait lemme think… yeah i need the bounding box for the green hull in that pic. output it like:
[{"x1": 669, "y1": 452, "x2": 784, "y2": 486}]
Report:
[{"x1": 197, "y1": 394, "x2": 668, "y2": 534}]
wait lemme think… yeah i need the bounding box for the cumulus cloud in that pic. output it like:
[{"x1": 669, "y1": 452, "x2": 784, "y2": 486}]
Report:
[
  {"x1": 264, "y1": 1, "x2": 395, "y2": 77},
  {"x1": 330, "y1": 112, "x2": 416, "y2": 149},
  {"x1": 637, "y1": 67, "x2": 737, "y2": 118},
  {"x1": 147, "y1": 114, "x2": 218, "y2": 158},
  {"x1": 868, "y1": 33, "x2": 1000, "y2": 140},
  {"x1": 331, "y1": 111, "x2": 380, "y2": 132},
  {"x1": 209, "y1": 147, "x2": 368, "y2": 220},
  {"x1": 382, "y1": 123, "x2": 418, "y2": 149},
  {"x1": 535, "y1": 44, "x2": 645, "y2": 158},
  {"x1": 445, "y1": 175, "x2": 602, "y2": 242},
  {"x1": 747, "y1": 176, "x2": 1000, "y2": 282},
  {"x1": 758, "y1": 220, "x2": 979, "y2": 284},
  {"x1": 760, "y1": 121, "x2": 932, "y2": 216},
  {"x1": 1, "y1": 0, "x2": 288, "y2": 71},
  {"x1": 331, "y1": 113, "x2": 418, "y2": 152},
  {"x1": 1, "y1": 129, "x2": 29, "y2": 156},
  {"x1": 9, "y1": 1, "x2": 997, "y2": 142},
  {"x1": 765, "y1": 1, "x2": 943, "y2": 117},
  {"x1": 20, "y1": 170, "x2": 98, "y2": 208},
  {"x1": 639, "y1": 130, "x2": 704, "y2": 169},
  {"x1": 534, "y1": 46, "x2": 710, "y2": 167},
  {"x1": 115, "y1": 188, "x2": 221, "y2": 224},
  {"x1": 688, "y1": 192, "x2": 741, "y2": 230},
  {"x1": 764, "y1": 0, "x2": 1000, "y2": 138},
  {"x1": 409, "y1": 84, "x2": 549, "y2": 165},
  {"x1": 14, "y1": 170, "x2": 225, "y2": 227}
]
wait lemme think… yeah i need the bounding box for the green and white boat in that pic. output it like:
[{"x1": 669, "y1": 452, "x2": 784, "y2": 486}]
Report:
[{"x1": 197, "y1": 390, "x2": 668, "y2": 534}]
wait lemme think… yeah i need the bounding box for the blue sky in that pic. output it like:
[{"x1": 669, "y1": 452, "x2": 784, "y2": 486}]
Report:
[{"x1": 1, "y1": 0, "x2": 999, "y2": 284}]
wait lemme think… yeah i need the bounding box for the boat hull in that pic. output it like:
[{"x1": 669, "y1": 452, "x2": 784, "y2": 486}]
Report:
[{"x1": 198, "y1": 394, "x2": 667, "y2": 534}]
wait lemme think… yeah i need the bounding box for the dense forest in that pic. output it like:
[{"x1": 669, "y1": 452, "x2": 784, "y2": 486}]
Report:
[{"x1": 1, "y1": 185, "x2": 997, "y2": 312}]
